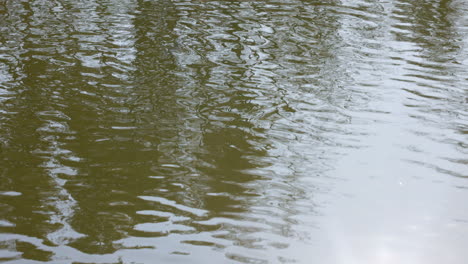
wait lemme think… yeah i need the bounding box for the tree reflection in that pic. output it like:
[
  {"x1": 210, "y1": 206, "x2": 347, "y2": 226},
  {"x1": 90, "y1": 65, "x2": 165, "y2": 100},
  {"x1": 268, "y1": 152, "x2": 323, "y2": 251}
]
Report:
[
  {"x1": 391, "y1": 0, "x2": 468, "y2": 177},
  {"x1": 0, "y1": 0, "x2": 84, "y2": 261},
  {"x1": 59, "y1": 0, "x2": 183, "y2": 254}
]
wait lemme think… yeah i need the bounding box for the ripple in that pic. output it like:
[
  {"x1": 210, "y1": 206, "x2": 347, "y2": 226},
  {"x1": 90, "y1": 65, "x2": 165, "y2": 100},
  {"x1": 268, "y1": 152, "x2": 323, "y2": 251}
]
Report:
[
  {"x1": 134, "y1": 222, "x2": 195, "y2": 234},
  {"x1": 195, "y1": 217, "x2": 271, "y2": 230},
  {"x1": 0, "y1": 220, "x2": 15, "y2": 227},
  {"x1": 0, "y1": 0, "x2": 467, "y2": 263},
  {"x1": 0, "y1": 191, "x2": 22, "y2": 197},
  {"x1": 139, "y1": 196, "x2": 208, "y2": 217}
]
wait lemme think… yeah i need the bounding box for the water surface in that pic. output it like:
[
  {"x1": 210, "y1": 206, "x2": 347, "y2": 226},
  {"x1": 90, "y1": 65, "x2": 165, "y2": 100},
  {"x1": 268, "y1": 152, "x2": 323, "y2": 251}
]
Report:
[{"x1": 0, "y1": 0, "x2": 467, "y2": 263}]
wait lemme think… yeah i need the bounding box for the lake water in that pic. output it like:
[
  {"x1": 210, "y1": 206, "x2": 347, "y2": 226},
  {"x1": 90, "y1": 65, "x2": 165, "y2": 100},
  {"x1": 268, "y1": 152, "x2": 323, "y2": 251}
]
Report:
[{"x1": 0, "y1": 0, "x2": 467, "y2": 263}]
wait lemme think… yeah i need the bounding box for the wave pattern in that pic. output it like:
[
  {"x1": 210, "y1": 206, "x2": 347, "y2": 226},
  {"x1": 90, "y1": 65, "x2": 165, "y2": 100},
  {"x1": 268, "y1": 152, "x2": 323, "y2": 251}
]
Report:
[{"x1": 0, "y1": 0, "x2": 467, "y2": 263}]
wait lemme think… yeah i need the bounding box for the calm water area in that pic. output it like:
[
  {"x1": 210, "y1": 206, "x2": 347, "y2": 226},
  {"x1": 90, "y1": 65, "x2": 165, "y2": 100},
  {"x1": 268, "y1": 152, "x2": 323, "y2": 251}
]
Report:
[{"x1": 0, "y1": 0, "x2": 467, "y2": 263}]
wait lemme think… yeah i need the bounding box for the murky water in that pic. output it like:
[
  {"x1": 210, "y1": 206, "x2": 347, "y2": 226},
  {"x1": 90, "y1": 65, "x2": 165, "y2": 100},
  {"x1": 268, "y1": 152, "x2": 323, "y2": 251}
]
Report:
[{"x1": 0, "y1": 0, "x2": 467, "y2": 263}]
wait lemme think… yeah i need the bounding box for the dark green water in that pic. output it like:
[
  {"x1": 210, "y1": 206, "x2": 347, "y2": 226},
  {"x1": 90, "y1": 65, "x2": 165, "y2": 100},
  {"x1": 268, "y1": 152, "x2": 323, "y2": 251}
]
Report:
[{"x1": 1, "y1": 0, "x2": 467, "y2": 263}]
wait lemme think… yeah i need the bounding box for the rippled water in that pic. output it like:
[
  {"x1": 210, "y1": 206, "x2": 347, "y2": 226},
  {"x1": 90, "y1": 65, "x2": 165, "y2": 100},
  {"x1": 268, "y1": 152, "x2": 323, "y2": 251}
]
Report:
[{"x1": 0, "y1": 0, "x2": 467, "y2": 263}]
